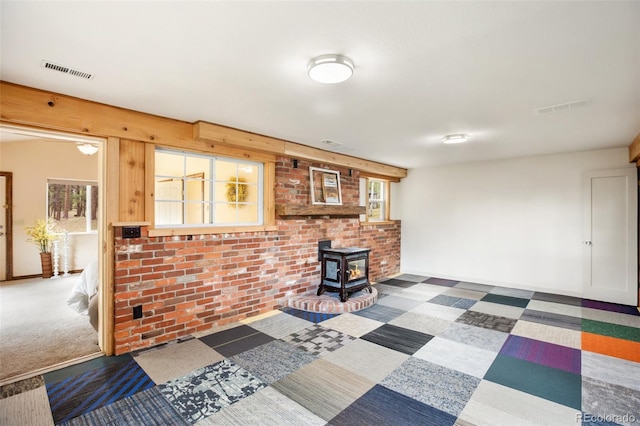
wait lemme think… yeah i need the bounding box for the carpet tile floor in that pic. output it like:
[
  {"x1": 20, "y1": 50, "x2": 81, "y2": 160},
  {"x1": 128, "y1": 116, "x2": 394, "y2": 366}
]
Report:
[{"x1": 1, "y1": 274, "x2": 640, "y2": 425}]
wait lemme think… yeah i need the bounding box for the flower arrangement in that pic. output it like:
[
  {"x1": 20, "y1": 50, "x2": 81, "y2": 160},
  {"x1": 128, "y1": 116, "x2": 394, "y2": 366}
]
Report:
[
  {"x1": 225, "y1": 176, "x2": 248, "y2": 204},
  {"x1": 25, "y1": 219, "x2": 57, "y2": 253}
]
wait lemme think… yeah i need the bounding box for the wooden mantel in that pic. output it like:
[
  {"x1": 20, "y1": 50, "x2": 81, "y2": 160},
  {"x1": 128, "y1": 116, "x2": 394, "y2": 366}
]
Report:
[{"x1": 275, "y1": 204, "x2": 365, "y2": 217}]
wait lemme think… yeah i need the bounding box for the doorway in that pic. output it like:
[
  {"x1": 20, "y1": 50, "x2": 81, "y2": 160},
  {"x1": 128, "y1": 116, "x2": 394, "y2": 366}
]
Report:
[
  {"x1": 0, "y1": 125, "x2": 106, "y2": 383},
  {"x1": 583, "y1": 167, "x2": 638, "y2": 305}
]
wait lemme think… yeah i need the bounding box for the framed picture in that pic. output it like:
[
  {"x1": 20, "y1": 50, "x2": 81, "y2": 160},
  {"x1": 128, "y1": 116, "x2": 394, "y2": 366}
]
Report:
[{"x1": 310, "y1": 167, "x2": 342, "y2": 205}]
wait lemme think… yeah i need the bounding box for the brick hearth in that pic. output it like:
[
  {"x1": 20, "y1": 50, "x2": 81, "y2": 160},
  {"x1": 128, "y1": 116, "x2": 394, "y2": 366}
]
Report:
[{"x1": 286, "y1": 287, "x2": 378, "y2": 314}]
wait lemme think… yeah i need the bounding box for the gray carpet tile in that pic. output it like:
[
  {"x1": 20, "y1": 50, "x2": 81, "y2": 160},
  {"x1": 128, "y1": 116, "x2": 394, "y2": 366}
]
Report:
[
  {"x1": 352, "y1": 303, "x2": 406, "y2": 322},
  {"x1": 455, "y1": 281, "x2": 495, "y2": 292},
  {"x1": 322, "y1": 338, "x2": 410, "y2": 383},
  {"x1": 456, "y1": 310, "x2": 518, "y2": 333},
  {"x1": 281, "y1": 325, "x2": 356, "y2": 357},
  {"x1": 231, "y1": 340, "x2": 317, "y2": 384},
  {"x1": 271, "y1": 358, "x2": 375, "y2": 421},
  {"x1": 60, "y1": 387, "x2": 187, "y2": 426},
  {"x1": 428, "y1": 294, "x2": 478, "y2": 310},
  {"x1": 532, "y1": 292, "x2": 582, "y2": 306},
  {"x1": 360, "y1": 323, "x2": 433, "y2": 355},
  {"x1": 439, "y1": 321, "x2": 509, "y2": 352},
  {"x1": 394, "y1": 273, "x2": 430, "y2": 282},
  {"x1": 159, "y1": 359, "x2": 266, "y2": 423},
  {"x1": 207, "y1": 332, "x2": 275, "y2": 358},
  {"x1": 381, "y1": 357, "x2": 481, "y2": 417},
  {"x1": 425, "y1": 277, "x2": 460, "y2": 287},
  {"x1": 481, "y1": 293, "x2": 530, "y2": 308},
  {"x1": 443, "y1": 287, "x2": 487, "y2": 301},
  {"x1": 520, "y1": 309, "x2": 582, "y2": 331},
  {"x1": 329, "y1": 384, "x2": 457, "y2": 425},
  {"x1": 375, "y1": 294, "x2": 424, "y2": 311},
  {"x1": 389, "y1": 311, "x2": 454, "y2": 336},
  {"x1": 197, "y1": 386, "x2": 325, "y2": 425},
  {"x1": 376, "y1": 278, "x2": 416, "y2": 288},
  {"x1": 489, "y1": 286, "x2": 535, "y2": 299},
  {"x1": 246, "y1": 312, "x2": 314, "y2": 339},
  {"x1": 581, "y1": 376, "x2": 640, "y2": 424}
]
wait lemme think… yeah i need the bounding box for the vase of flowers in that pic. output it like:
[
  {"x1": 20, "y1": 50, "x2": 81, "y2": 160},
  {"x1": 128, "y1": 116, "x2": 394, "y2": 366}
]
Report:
[{"x1": 25, "y1": 219, "x2": 57, "y2": 278}]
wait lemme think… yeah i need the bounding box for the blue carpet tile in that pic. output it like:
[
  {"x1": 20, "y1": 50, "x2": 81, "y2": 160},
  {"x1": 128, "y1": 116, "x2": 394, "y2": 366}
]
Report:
[
  {"x1": 46, "y1": 357, "x2": 154, "y2": 424},
  {"x1": 3, "y1": 276, "x2": 640, "y2": 425}
]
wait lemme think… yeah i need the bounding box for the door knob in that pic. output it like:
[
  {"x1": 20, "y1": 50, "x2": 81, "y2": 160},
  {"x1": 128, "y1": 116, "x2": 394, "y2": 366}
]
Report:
[{"x1": 584, "y1": 241, "x2": 592, "y2": 246}]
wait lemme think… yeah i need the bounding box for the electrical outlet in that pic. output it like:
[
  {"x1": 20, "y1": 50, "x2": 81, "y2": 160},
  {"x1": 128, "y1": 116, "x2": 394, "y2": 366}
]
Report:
[
  {"x1": 133, "y1": 305, "x2": 143, "y2": 319},
  {"x1": 123, "y1": 226, "x2": 141, "y2": 239}
]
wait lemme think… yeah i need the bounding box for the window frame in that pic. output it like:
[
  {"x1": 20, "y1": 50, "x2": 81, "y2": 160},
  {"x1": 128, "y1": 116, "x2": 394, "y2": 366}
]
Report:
[
  {"x1": 47, "y1": 178, "x2": 99, "y2": 235},
  {"x1": 147, "y1": 145, "x2": 276, "y2": 236},
  {"x1": 360, "y1": 174, "x2": 394, "y2": 224}
]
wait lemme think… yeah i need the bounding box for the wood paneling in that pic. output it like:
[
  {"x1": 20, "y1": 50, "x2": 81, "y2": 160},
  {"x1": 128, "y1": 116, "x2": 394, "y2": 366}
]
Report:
[{"x1": 119, "y1": 139, "x2": 146, "y2": 221}]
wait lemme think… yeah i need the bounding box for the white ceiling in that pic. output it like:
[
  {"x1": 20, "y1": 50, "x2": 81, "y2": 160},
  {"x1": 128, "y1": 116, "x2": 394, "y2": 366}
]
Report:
[{"x1": 1, "y1": 1, "x2": 638, "y2": 169}]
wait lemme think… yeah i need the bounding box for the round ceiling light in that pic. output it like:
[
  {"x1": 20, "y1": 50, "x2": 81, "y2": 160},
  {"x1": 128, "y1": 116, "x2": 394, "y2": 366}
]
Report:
[
  {"x1": 441, "y1": 134, "x2": 470, "y2": 144},
  {"x1": 307, "y1": 54, "x2": 354, "y2": 84}
]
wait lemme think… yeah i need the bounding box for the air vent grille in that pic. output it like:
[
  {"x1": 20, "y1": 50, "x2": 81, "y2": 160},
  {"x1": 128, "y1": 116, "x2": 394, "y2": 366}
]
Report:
[
  {"x1": 534, "y1": 98, "x2": 591, "y2": 115},
  {"x1": 41, "y1": 60, "x2": 94, "y2": 80}
]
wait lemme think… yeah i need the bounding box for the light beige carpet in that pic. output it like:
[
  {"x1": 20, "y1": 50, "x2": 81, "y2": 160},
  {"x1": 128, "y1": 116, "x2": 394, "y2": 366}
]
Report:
[{"x1": 0, "y1": 275, "x2": 100, "y2": 383}]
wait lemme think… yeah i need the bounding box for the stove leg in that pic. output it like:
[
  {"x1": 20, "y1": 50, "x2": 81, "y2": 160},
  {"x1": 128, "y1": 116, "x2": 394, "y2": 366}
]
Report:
[
  {"x1": 340, "y1": 289, "x2": 348, "y2": 302},
  {"x1": 317, "y1": 285, "x2": 325, "y2": 296}
]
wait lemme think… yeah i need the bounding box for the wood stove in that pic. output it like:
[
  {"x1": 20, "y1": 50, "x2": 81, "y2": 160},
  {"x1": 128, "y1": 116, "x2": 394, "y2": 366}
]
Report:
[{"x1": 318, "y1": 247, "x2": 372, "y2": 302}]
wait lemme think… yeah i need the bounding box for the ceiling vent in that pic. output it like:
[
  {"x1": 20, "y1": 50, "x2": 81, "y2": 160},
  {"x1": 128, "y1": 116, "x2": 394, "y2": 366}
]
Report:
[
  {"x1": 319, "y1": 139, "x2": 353, "y2": 154},
  {"x1": 40, "y1": 60, "x2": 94, "y2": 80},
  {"x1": 534, "y1": 98, "x2": 591, "y2": 115}
]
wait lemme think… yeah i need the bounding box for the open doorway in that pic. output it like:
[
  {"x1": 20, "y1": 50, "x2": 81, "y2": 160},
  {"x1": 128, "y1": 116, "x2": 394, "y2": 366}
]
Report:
[{"x1": 0, "y1": 125, "x2": 105, "y2": 384}]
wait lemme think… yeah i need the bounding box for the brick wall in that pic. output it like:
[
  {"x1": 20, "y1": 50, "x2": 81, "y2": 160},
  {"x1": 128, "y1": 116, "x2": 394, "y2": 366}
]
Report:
[{"x1": 112, "y1": 156, "x2": 400, "y2": 354}]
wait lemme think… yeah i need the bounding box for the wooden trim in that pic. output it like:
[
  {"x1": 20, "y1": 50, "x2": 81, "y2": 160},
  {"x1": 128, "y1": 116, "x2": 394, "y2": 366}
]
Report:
[
  {"x1": 275, "y1": 204, "x2": 365, "y2": 217},
  {"x1": 194, "y1": 121, "x2": 286, "y2": 155},
  {"x1": 264, "y1": 162, "x2": 276, "y2": 227},
  {"x1": 359, "y1": 171, "x2": 401, "y2": 183},
  {"x1": 194, "y1": 121, "x2": 407, "y2": 179},
  {"x1": 284, "y1": 141, "x2": 406, "y2": 179},
  {"x1": 144, "y1": 144, "x2": 156, "y2": 226},
  {"x1": 0, "y1": 172, "x2": 13, "y2": 281},
  {"x1": 118, "y1": 139, "x2": 146, "y2": 221},
  {"x1": 0, "y1": 81, "x2": 405, "y2": 177},
  {"x1": 0, "y1": 81, "x2": 193, "y2": 143},
  {"x1": 630, "y1": 132, "x2": 640, "y2": 163},
  {"x1": 149, "y1": 224, "x2": 277, "y2": 237},
  {"x1": 101, "y1": 136, "x2": 119, "y2": 356},
  {"x1": 360, "y1": 220, "x2": 399, "y2": 226}
]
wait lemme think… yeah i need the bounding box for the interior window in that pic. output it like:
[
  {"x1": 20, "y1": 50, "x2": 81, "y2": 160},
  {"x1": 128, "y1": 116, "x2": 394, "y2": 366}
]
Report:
[
  {"x1": 360, "y1": 177, "x2": 390, "y2": 222},
  {"x1": 154, "y1": 149, "x2": 263, "y2": 227},
  {"x1": 47, "y1": 179, "x2": 98, "y2": 233}
]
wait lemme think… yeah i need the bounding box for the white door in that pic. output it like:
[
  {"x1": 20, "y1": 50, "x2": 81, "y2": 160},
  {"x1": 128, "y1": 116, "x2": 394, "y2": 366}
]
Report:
[
  {"x1": 0, "y1": 175, "x2": 5, "y2": 281},
  {"x1": 583, "y1": 168, "x2": 637, "y2": 305}
]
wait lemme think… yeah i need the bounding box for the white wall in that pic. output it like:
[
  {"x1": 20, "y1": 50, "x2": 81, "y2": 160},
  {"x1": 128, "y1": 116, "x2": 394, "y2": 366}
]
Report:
[
  {"x1": 398, "y1": 147, "x2": 634, "y2": 296},
  {"x1": 0, "y1": 139, "x2": 99, "y2": 277}
]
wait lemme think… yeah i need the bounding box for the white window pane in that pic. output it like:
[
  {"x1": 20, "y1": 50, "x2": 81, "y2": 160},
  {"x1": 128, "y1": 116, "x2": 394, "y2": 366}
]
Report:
[
  {"x1": 156, "y1": 202, "x2": 183, "y2": 225},
  {"x1": 237, "y1": 204, "x2": 259, "y2": 223}
]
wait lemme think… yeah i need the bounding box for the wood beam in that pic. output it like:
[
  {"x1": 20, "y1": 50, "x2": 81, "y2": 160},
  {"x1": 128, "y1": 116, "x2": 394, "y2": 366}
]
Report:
[
  {"x1": 0, "y1": 81, "x2": 193, "y2": 144},
  {"x1": 1, "y1": 81, "x2": 407, "y2": 178},
  {"x1": 630, "y1": 132, "x2": 640, "y2": 163},
  {"x1": 194, "y1": 121, "x2": 407, "y2": 179}
]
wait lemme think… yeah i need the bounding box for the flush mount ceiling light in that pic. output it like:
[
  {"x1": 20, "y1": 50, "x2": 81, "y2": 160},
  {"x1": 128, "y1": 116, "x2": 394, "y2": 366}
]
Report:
[
  {"x1": 307, "y1": 54, "x2": 354, "y2": 84},
  {"x1": 77, "y1": 143, "x2": 98, "y2": 155},
  {"x1": 441, "y1": 134, "x2": 470, "y2": 144}
]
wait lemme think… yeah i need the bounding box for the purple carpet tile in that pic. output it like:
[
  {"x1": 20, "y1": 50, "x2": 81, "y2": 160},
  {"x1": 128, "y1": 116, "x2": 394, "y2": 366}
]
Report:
[
  {"x1": 499, "y1": 335, "x2": 581, "y2": 374},
  {"x1": 582, "y1": 299, "x2": 640, "y2": 316}
]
